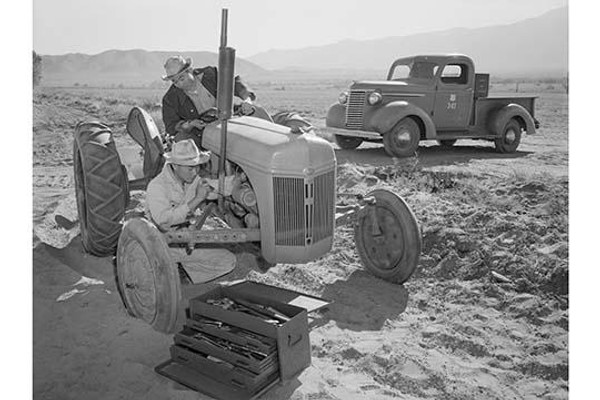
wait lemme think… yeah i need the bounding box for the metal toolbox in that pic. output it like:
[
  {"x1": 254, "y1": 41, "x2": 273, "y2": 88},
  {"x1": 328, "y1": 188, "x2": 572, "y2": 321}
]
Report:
[
  {"x1": 156, "y1": 280, "x2": 330, "y2": 399},
  {"x1": 188, "y1": 282, "x2": 312, "y2": 381}
]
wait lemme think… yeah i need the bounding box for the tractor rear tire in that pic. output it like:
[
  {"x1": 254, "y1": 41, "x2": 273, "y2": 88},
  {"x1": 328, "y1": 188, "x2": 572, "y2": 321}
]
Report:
[
  {"x1": 383, "y1": 118, "x2": 420, "y2": 157},
  {"x1": 494, "y1": 118, "x2": 522, "y2": 153},
  {"x1": 73, "y1": 121, "x2": 129, "y2": 257},
  {"x1": 116, "y1": 218, "x2": 180, "y2": 334},
  {"x1": 335, "y1": 135, "x2": 363, "y2": 150},
  {"x1": 354, "y1": 189, "x2": 421, "y2": 284}
]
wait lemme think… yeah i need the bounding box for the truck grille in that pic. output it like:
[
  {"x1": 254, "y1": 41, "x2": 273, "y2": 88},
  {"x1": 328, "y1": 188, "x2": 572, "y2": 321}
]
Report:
[
  {"x1": 345, "y1": 90, "x2": 366, "y2": 129},
  {"x1": 273, "y1": 171, "x2": 335, "y2": 246}
]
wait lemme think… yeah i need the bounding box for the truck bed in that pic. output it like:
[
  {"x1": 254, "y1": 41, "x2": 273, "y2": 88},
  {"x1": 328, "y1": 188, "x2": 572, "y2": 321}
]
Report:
[{"x1": 474, "y1": 95, "x2": 537, "y2": 126}]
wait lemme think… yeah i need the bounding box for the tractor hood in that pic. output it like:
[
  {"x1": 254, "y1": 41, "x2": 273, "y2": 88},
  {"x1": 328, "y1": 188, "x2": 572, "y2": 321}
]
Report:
[
  {"x1": 350, "y1": 80, "x2": 432, "y2": 95},
  {"x1": 202, "y1": 116, "x2": 335, "y2": 176}
]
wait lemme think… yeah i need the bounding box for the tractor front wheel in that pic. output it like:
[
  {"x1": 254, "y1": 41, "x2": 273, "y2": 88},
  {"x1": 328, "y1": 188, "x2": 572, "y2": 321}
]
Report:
[
  {"x1": 354, "y1": 189, "x2": 421, "y2": 284},
  {"x1": 116, "y1": 218, "x2": 181, "y2": 334}
]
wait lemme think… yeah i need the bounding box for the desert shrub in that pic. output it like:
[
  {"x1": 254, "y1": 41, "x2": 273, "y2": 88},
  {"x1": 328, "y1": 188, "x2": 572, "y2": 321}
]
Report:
[{"x1": 33, "y1": 51, "x2": 42, "y2": 87}]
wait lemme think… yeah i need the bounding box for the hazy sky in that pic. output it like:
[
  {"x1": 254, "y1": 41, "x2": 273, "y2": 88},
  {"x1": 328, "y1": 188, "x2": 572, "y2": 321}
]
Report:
[{"x1": 34, "y1": 0, "x2": 567, "y2": 57}]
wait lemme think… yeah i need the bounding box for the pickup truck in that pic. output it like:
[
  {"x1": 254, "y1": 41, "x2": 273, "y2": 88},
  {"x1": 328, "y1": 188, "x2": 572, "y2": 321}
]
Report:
[{"x1": 326, "y1": 54, "x2": 539, "y2": 157}]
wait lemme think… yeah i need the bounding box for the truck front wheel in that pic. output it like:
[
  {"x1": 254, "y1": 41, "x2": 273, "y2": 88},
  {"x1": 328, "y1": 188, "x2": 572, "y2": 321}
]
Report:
[
  {"x1": 383, "y1": 118, "x2": 420, "y2": 157},
  {"x1": 494, "y1": 118, "x2": 522, "y2": 153},
  {"x1": 335, "y1": 135, "x2": 363, "y2": 150}
]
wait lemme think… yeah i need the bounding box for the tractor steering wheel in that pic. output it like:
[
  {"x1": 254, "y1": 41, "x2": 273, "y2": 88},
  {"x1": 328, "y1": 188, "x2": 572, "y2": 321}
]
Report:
[{"x1": 197, "y1": 104, "x2": 255, "y2": 124}]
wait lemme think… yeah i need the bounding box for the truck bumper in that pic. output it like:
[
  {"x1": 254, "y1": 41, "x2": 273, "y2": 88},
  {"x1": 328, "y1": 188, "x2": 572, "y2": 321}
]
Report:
[{"x1": 325, "y1": 103, "x2": 381, "y2": 139}]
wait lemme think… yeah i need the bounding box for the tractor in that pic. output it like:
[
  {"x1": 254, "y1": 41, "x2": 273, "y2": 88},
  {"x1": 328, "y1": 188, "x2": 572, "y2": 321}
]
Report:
[{"x1": 72, "y1": 10, "x2": 422, "y2": 333}]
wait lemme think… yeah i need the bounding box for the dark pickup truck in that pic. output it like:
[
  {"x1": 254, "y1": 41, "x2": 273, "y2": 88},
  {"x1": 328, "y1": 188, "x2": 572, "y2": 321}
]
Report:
[{"x1": 326, "y1": 54, "x2": 539, "y2": 157}]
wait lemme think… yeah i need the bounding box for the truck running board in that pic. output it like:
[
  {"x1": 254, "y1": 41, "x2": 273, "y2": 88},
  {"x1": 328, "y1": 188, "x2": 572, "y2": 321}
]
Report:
[{"x1": 324, "y1": 126, "x2": 381, "y2": 140}]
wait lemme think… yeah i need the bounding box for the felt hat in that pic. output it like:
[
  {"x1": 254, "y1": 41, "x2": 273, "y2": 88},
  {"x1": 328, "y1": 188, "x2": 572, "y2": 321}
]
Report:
[
  {"x1": 164, "y1": 139, "x2": 210, "y2": 166},
  {"x1": 162, "y1": 55, "x2": 192, "y2": 81}
]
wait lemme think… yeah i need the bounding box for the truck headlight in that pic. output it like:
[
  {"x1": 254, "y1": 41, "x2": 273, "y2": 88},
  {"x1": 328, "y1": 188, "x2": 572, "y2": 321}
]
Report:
[
  {"x1": 338, "y1": 91, "x2": 348, "y2": 105},
  {"x1": 367, "y1": 92, "x2": 383, "y2": 105}
]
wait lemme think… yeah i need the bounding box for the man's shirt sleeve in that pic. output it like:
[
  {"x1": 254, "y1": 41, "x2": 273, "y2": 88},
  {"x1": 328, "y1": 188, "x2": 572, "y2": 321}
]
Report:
[{"x1": 146, "y1": 180, "x2": 190, "y2": 229}]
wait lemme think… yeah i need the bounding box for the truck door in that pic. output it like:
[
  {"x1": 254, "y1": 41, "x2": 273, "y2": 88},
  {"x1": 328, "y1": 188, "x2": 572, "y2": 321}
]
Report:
[{"x1": 433, "y1": 63, "x2": 473, "y2": 130}]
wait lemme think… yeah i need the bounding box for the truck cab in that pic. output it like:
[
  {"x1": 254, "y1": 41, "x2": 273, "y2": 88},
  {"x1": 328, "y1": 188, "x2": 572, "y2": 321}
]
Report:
[
  {"x1": 326, "y1": 54, "x2": 538, "y2": 157},
  {"x1": 387, "y1": 55, "x2": 476, "y2": 129}
]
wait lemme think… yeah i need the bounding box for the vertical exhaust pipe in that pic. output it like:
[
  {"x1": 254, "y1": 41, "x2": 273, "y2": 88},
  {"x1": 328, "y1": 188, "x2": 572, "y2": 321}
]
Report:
[{"x1": 217, "y1": 8, "x2": 235, "y2": 210}]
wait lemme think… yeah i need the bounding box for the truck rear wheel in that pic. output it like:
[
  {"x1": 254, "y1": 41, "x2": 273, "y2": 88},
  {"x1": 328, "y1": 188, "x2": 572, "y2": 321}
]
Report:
[
  {"x1": 335, "y1": 135, "x2": 363, "y2": 150},
  {"x1": 383, "y1": 118, "x2": 420, "y2": 157},
  {"x1": 437, "y1": 139, "x2": 457, "y2": 147},
  {"x1": 116, "y1": 218, "x2": 180, "y2": 334},
  {"x1": 354, "y1": 189, "x2": 421, "y2": 284},
  {"x1": 494, "y1": 118, "x2": 522, "y2": 153},
  {"x1": 73, "y1": 121, "x2": 129, "y2": 257}
]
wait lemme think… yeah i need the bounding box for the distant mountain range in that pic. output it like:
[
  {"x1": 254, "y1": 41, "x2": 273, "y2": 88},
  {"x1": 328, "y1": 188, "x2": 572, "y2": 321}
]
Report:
[
  {"x1": 39, "y1": 6, "x2": 567, "y2": 87},
  {"x1": 248, "y1": 6, "x2": 568, "y2": 78},
  {"x1": 40, "y1": 50, "x2": 268, "y2": 87}
]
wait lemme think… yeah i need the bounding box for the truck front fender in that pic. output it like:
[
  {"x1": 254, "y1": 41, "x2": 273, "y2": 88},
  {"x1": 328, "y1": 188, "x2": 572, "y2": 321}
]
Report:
[
  {"x1": 325, "y1": 103, "x2": 346, "y2": 129},
  {"x1": 490, "y1": 103, "x2": 537, "y2": 136},
  {"x1": 369, "y1": 101, "x2": 437, "y2": 139}
]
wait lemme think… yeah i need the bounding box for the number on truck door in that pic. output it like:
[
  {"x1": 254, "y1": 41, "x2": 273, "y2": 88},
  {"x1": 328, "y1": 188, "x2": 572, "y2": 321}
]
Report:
[{"x1": 434, "y1": 63, "x2": 473, "y2": 129}]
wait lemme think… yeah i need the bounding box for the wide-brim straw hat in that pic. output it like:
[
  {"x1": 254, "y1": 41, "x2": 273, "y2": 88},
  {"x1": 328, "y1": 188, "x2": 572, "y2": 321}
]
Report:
[
  {"x1": 162, "y1": 55, "x2": 192, "y2": 81},
  {"x1": 164, "y1": 139, "x2": 210, "y2": 166}
]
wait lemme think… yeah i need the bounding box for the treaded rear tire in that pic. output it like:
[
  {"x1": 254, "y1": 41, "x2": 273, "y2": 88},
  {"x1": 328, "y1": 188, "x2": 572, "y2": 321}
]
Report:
[
  {"x1": 354, "y1": 189, "x2": 421, "y2": 284},
  {"x1": 73, "y1": 121, "x2": 128, "y2": 257}
]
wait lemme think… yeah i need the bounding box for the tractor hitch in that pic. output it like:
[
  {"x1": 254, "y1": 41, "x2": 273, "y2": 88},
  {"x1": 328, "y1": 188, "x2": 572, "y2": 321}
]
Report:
[{"x1": 334, "y1": 195, "x2": 377, "y2": 227}]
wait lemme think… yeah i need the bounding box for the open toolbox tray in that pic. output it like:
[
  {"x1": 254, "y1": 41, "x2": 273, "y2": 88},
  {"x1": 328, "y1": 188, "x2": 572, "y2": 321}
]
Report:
[
  {"x1": 155, "y1": 359, "x2": 279, "y2": 400},
  {"x1": 174, "y1": 326, "x2": 278, "y2": 376},
  {"x1": 186, "y1": 316, "x2": 277, "y2": 355},
  {"x1": 170, "y1": 344, "x2": 276, "y2": 391}
]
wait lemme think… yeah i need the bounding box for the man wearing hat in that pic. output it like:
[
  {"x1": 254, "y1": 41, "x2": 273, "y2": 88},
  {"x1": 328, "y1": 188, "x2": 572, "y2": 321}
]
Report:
[
  {"x1": 161, "y1": 55, "x2": 256, "y2": 149},
  {"x1": 146, "y1": 139, "x2": 238, "y2": 283},
  {"x1": 146, "y1": 139, "x2": 215, "y2": 231}
]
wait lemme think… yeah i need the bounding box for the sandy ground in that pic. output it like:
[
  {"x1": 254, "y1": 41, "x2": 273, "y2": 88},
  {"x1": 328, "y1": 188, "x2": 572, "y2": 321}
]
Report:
[{"x1": 32, "y1": 90, "x2": 568, "y2": 399}]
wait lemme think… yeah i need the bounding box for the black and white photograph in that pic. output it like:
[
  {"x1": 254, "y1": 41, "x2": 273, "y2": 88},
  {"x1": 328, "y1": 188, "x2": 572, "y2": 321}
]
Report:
[{"x1": 16, "y1": 0, "x2": 588, "y2": 398}]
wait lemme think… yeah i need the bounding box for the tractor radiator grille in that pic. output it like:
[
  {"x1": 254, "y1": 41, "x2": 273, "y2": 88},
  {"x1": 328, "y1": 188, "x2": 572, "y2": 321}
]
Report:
[
  {"x1": 273, "y1": 177, "x2": 305, "y2": 246},
  {"x1": 313, "y1": 171, "x2": 335, "y2": 242},
  {"x1": 273, "y1": 171, "x2": 335, "y2": 247},
  {"x1": 345, "y1": 90, "x2": 367, "y2": 129}
]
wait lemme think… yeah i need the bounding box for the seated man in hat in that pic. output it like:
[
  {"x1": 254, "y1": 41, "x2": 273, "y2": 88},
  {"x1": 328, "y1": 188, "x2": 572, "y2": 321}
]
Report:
[
  {"x1": 146, "y1": 139, "x2": 237, "y2": 283},
  {"x1": 146, "y1": 139, "x2": 215, "y2": 231},
  {"x1": 161, "y1": 55, "x2": 258, "y2": 150}
]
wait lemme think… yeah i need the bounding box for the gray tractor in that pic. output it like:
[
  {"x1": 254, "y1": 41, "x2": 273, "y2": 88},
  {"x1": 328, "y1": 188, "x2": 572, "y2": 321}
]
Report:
[{"x1": 72, "y1": 10, "x2": 422, "y2": 333}]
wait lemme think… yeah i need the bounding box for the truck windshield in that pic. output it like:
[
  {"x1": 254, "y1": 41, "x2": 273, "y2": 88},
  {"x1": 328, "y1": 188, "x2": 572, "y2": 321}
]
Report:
[{"x1": 390, "y1": 61, "x2": 438, "y2": 81}]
